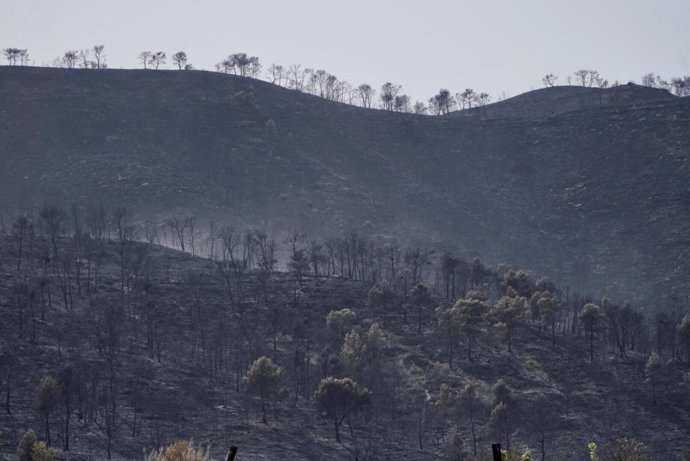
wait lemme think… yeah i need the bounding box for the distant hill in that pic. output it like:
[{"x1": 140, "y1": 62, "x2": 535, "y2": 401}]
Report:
[
  {"x1": 454, "y1": 83, "x2": 678, "y2": 119},
  {"x1": 1, "y1": 66, "x2": 689, "y2": 306}
]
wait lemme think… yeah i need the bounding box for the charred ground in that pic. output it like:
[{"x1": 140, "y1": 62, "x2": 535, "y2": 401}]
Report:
[
  {"x1": 0, "y1": 233, "x2": 689, "y2": 460},
  {"x1": 1, "y1": 67, "x2": 690, "y2": 306}
]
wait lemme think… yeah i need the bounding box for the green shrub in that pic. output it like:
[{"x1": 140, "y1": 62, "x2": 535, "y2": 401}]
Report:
[
  {"x1": 609, "y1": 437, "x2": 647, "y2": 461},
  {"x1": 588, "y1": 442, "x2": 599, "y2": 461},
  {"x1": 144, "y1": 440, "x2": 210, "y2": 461},
  {"x1": 31, "y1": 441, "x2": 58, "y2": 461},
  {"x1": 17, "y1": 430, "x2": 37, "y2": 461}
]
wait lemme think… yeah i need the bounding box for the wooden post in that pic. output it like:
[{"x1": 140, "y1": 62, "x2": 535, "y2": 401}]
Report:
[
  {"x1": 492, "y1": 443, "x2": 502, "y2": 461},
  {"x1": 225, "y1": 446, "x2": 238, "y2": 461}
]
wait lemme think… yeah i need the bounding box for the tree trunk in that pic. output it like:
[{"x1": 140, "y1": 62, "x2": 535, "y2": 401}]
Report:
[
  {"x1": 334, "y1": 415, "x2": 341, "y2": 442},
  {"x1": 225, "y1": 447, "x2": 238, "y2": 461},
  {"x1": 540, "y1": 430, "x2": 545, "y2": 461},
  {"x1": 64, "y1": 402, "x2": 70, "y2": 450},
  {"x1": 261, "y1": 391, "x2": 267, "y2": 424},
  {"x1": 5, "y1": 371, "x2": 11, "y2": 414},
  {"x1": 447, "y1": 330, "x2": 453, "y2": 369}
]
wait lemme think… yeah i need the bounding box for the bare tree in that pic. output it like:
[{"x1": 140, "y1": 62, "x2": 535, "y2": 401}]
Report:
[
  {"x1": 1, "y1": 350, "x2": 19, "y2": 414},
  {"x1": 380, "y1": 82, "x2": 401, "y2": 110},
  {"x1": 138, "y1": 51, "x2": 152, "y2": 69},
  {"x1": 78, "y1": 48, "x2": 91, "y2": 68},
  {"x1": 19, "y1": 49, "x2": 30, "y2": 65},
  {"x1": 216, "y1": 58, "x2": 232, "y2": 73},
  {"x1": 172, "y1": 51, "x2": 188, "y2": 70},
  {"x1": 573, "y1": 69, "x2": 606, "y2": 87},
  {"x1": 267, "y1": 64, "x2": 287, "y2": 85},
  {"x1": 93, "y1": 45, "x2": 105, "y2": 69},
  {"x1": 457, "y1": 88, "x2": 477, "y2": 109},
  {"x1": 62, "y1": 51, "x2": 79, "y2": 69},
  {"x1": 222, "y1": 53, "x2": 261, "y2": 77},
  {"x1": 310, "y1": 69, "x2": 329, "y2": 97},
  {"x1": 476, "y1": 92, "x2": 492, "y2": 106},
  {"x1": 573, "y1": 69, "x2": 589, "y2": 86},
  {"x1": 671, "y1": 77, "x2": 690, "y2": 96},
  {"x1": 3, "y1": 48, "x2": 29, "y2": 66},
  {"x1": 542, "y1": 74, "x2": 558, "y2": 87},
  {"x1": 11, "y1": 215, "x2": 31, "y2": 271},
  {"x1": 394, "y1": 94, "x2": 411, "y2": 112},
  {"x1": 288, "y1": 64, "x2": 310, "y2": 91},
  {"x1": 640, "y1": 73, "x2": 657, "y2": 87},
  {"x1": 3, "y1": 48, "x2": 18, "y2": 65},
  {"x1": 356, "y1": 84, "x2": 375, "y2": 108},
  {"x1": 149, "y1": 51, "x2": 166, "y2": 69},
  {"x1": 429, "y1": 89, "x2": 455, "y2": 115}
]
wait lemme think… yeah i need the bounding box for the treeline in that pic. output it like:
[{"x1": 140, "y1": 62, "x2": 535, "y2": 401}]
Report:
[
  {"x1": 2, "y1": 203, "x2": 690, "y2": 365},
  {"x1": 5, "y1": 46, "x2": 689, "y2": 116},
  {"x1": 1, "y1": 204, "x2": 690, "y2": 460}
]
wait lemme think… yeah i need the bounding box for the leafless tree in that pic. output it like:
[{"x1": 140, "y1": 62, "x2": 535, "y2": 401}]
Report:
[
  {"x1": 3, "y1": 48, "x2": 18, "y2": 65},
  {"x1": 149, "y1": 51, "x2": 166, "y2": 69},
  {"x1": 288, "y1": 64, "x2": 310, "y2": 91},
  {"x1": 457, "y1": 88, "x2": 477, "y2": 109},
  {"x1": 11, "y1": 215, "x2": 31, "y2": 271},
  {"x1": 380, "y1": 82, "x2": 401, "y2": 110},
  {"x1": 324, "y1": 74, "x2": 340, "y2": 101},
  {"x1": 310, "y1": 69, "x2": 328, "y2": 97},
  {"x1": 671, "y1": 77, "x2": 690, "y2": 96},
  {"x1": 221, "y1": 52, "x2": 261, "y2": 77},
  {"x1": 19, "y1": 49, "x2": 30, "y2": 65},
  {"x1": 78, "y1": 48, "x2": 91, "y2": 68},
  {"x1": 394, "y1": 94, "x2": 411, "y2": 112},
  {"x1": 138, "y1": 51, "x2": 152, "y2": 69},
  {"x1": 542, "y1": 74, "x2": 558, "y2": 87},
  {"x1": 413, "y1": 101, "x2": 427, "y2": 114},
  {"x1": 62, "y1": 50, "x2": 79, "y2": 69},
  {"x1": 172, "y1": 51, "x2": 188, "y2": 70},
  {"x1": 93, "y1": 45, "x2": 105, "y2": 69},
  {"x1": 3, "y1": 48, "x2": 28, "y2": 65},
  {"x1": 357, "y1": 84, "x2": 375, "y2": 108},
  {"x1": 476, "y1": 92, "x2": 492, "y2": 106},
  {"x1": 573, "y1": 69, "x2": 606, "y2": 87},
  {"x1": 429, "y1": 89, "x2": 455, "y2": 115},
  {"x1": 267, "y1": 64, "x2": 287, "y2": 85}
]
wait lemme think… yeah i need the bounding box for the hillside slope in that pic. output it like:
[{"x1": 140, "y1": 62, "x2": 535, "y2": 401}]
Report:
[
  {"x1": 1, "y1": 66, "x2": 689, "y2": 306},
  {"x1": 1, "y1": 238, "x2": 688, "y2": 460}
]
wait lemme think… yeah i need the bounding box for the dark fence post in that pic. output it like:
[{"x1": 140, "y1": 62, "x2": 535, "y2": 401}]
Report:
[
  {"x1": 492, "y1": 443, "x2": 502, "y2": 461},
  {"x1": 226, "y1": 446, "x2": 238, "y2": 461}
]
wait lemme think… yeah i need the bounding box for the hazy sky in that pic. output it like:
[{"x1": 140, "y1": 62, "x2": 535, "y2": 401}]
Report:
[{"x1": 2, "y1": 0, "x2": 688, "y2": 101}]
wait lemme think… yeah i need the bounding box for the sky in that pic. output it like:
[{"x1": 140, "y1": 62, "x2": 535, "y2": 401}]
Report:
[{"x1": 1, "y1": 0, "x2": 689, "y2": 102}]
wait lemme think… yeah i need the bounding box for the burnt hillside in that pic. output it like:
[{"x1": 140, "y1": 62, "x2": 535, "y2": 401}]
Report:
[
  {"x1": 0, "y1": 235, "x2": 689, "y2": 460},
  {"x1": 1, "y1": 66, "x2": 689, "y2": 306}
]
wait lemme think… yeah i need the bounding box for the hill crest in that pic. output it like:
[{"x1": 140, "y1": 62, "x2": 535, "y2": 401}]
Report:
[{"x1": 1, "y1": 66, "x2": 689, "y2": 306}]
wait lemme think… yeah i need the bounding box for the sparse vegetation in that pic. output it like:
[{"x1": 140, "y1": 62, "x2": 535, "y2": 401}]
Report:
[
  {"x1": 0, "y1": 52, "x2": 689, "y2": 460},
  {"x1": 144, "y1": 440, "x2": 210, "y2": 461}
]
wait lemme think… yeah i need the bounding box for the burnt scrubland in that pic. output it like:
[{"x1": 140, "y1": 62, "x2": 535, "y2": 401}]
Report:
[
  {"x1": 0, "y1": 66, "x2": 689, "y2": 460},
  {"x1": 0, "y1": 216, "x2": 689, "y2": 460},
  {"x1": 1, "y1": 67, "x2": 689, "y2": 307}
]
